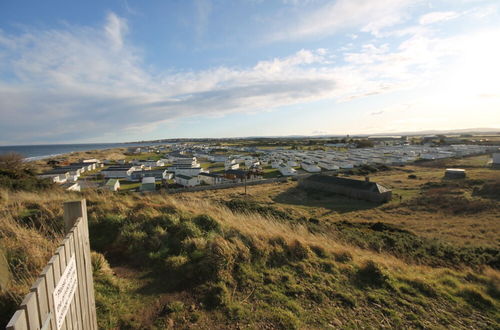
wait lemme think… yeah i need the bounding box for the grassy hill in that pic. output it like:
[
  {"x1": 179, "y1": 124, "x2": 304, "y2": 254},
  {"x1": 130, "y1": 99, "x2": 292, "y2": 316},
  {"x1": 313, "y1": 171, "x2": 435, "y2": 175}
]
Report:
[{"x1": 0, "y1": 155, "x2": 499, "y2": 328}]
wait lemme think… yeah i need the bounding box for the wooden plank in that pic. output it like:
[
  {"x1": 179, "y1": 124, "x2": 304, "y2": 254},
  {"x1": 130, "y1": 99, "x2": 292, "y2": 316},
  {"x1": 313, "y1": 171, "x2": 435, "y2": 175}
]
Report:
[
  {"x1": 6, "y1": 309, "x2": 28, "y2": 330},
  {"x1": 63, "y1": 201, "x2": 85, "y2": 233},
  {"x1": 66, "y1": 233, "x2": 80, "y2": 330},
  {"x1": 53, "y1": 246, "x2": 67, "y2": 330},
  {"x1": 30, "y1": 276, "x2": 49, "y2": 330},
  {"x1": 78, "y1": 200, "x2": 98, "y2": 330},
  {"x1": 41, "y1": 261, "x2": 56, "y2": 330},
  {"x1": 59, "y1": 241, "x2": 73, "y2": 330},
  {"x1": 20, "y1": 291, "x2": 40, "y2": 330},
  {"x1": 72, "y1": 223, "x2": 90, "y2": 330}
]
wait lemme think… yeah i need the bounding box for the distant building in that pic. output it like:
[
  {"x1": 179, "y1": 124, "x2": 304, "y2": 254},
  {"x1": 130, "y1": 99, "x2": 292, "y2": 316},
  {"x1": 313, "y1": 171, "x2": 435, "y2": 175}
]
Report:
[
  {"x1": 101, "y1": 166, "x2": 134, "y2": 179},
  {"x1": 299, "y1": 175, "x2": 392, "y2": 203},
  {"x1": 198, "y1": 172, "x2": 225, "y2": 185},
  {"x1": 301, "y1": 161, "x2": 321, "y2": 173},
  {"x1": 444, "y1": 168, "x2": 466, "y2": 179},
  {"x1": 140, "y1": 177, "x2": 156, "y2": 192},
  {"x1": 175, "y1": 174, "x2": 199, "y2": 187},
  {"x1": 105, "y1": 179, "x2": 120, "y2": 191},
  {"x1": 493, "y1": 153, "x2": 500, "y2": 166},
  {"x1": 278, "y1": 165, "x2": 297, "y2": 176},
  {"x1": 61, "y1": 182, "x2": 81, "y2": 192}
]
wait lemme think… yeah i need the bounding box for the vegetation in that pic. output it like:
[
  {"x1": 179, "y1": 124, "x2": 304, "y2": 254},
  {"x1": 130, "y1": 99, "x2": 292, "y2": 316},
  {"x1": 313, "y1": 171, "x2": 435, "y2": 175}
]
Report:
[
  {"x1": 0, "y1": 153, "x2": 53, "y2": 191},
  {"x1": 0, "y1": 153, "x2": 499, "y2": 328}
]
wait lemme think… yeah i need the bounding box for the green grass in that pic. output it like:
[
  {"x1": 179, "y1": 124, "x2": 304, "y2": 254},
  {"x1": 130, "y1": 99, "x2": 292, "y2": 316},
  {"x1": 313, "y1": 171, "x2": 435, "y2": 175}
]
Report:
[{"x1": 119, "y1": 180, "x2": 140, "y2": 191}]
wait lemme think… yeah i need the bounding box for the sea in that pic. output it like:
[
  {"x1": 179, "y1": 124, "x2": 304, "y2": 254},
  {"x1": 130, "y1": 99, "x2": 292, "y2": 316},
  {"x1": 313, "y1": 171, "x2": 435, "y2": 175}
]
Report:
[{"x1": 0, "y1": 142, "x2": 166, "y2": 161}]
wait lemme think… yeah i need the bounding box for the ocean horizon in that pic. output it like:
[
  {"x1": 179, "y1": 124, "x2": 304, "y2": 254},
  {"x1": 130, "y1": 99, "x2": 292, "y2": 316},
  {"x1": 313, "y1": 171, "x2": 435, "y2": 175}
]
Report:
[{"x1": 0, "y1": 142, "x2": 165, "y2": 161}]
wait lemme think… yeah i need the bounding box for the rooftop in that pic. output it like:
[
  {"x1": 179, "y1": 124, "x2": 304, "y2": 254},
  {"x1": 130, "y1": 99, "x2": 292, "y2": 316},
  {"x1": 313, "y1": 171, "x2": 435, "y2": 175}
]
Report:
[{"x1": 304, "y1": 175, "x2": 391, "y2": 193}]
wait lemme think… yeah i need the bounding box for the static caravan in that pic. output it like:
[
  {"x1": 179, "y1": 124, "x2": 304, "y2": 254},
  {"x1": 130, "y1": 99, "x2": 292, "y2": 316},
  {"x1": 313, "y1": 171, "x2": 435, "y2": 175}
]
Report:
[{"x1": 301, "y1": 162, "x2": 321, "y2": 173}]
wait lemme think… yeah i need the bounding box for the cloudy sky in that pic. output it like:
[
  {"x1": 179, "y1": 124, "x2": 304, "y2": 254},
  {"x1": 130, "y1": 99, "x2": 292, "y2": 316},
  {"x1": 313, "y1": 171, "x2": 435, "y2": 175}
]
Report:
[{"x1": 0, "y1": 0, "x2": 499, "y2": 144}]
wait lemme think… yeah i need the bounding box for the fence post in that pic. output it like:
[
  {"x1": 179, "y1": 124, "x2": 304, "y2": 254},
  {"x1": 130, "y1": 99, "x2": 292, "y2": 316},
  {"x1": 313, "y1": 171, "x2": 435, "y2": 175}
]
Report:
[{"x1": 63, "y1": 199, "x2": 98, "y2": 330}]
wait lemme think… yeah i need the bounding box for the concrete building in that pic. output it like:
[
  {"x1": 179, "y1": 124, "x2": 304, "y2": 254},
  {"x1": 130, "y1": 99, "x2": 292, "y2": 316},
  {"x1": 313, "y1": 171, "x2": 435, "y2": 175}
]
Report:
[
  {"x1": 199, "y1": 172, "x2": 225, "y2": 185},
  {"x1": 444, "y1": 168, "x2": 466, "y2": 179},
  {"x1": 140, "y1": 177, "x2": 156, "y2": 192},
  {"x1": 278, "y1": 164, "x2": 297, "y2": 176},
  {"x1": 105, "y1": 179, "x2": 120, "y2": 191},
  {"x1": 175, "y1": 174, "x2": 199, "y2": 187},
  {"x1": 299, "y1": 175, "x2": 392, "y2": 203},
  {"x1": 102, "y1": 166, "x2": 135, "y2": 179},
  {"x1": 301, "y1": 161, "x2": 321, "y2": 173},
  {"x1": 493, "y1": 153, "x2": 500, "y2": 166}
]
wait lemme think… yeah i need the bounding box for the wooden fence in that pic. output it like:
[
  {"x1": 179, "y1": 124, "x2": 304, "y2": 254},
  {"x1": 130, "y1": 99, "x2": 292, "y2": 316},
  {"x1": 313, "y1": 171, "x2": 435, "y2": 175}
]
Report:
[{"x1": 6, "y1": 199, "x2": 97, "y2": 330}]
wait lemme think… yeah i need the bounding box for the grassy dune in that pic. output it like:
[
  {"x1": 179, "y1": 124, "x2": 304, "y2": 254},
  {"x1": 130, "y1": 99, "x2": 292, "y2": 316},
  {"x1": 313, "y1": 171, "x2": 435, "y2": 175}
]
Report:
[{"x1": 1, "y1": 155, "x2": 499, "y2": 328}]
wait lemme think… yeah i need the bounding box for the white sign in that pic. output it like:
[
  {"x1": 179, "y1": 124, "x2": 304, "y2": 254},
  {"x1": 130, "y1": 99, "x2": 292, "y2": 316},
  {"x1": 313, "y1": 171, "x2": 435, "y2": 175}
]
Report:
[{"x1": 53, "y1": 256, "x2": 78, "y2": 330}]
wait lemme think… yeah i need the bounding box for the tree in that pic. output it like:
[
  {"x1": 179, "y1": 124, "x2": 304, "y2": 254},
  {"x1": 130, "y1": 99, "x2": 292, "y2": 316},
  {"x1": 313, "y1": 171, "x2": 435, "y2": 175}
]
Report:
[
  {"x1": 0, "y1": 153, "x2": 25, "y2": 171},
  {"x1": 354, "y1": 139, "x2": 374, "y2": 148}
]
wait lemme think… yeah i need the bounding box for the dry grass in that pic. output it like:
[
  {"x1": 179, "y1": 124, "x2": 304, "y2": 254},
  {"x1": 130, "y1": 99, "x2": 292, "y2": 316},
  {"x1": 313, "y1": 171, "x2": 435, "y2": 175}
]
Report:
[{"x1": 1, "y1": 153, "x2": 499, "y2": 328}]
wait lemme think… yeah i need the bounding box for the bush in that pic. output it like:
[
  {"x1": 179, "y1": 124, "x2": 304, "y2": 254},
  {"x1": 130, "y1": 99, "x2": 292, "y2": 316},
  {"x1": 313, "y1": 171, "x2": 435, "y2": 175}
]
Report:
[
  {"x1": 356, "y1": 260, "x2": 389, "y2": 287},
  {"x1": 193, "y1": 214, "x2": 220, "y2": 232},
  {"x1": 459, "y1": 288, "x2": 494, "y2": 310},
  {"x1": 265, "y1": 307, "x2": 301, "y2": 330},
  {"x1": 90, "y1": 214, "x2": 126, "y2": 252},
  {"x1": 165, "y1": 301, "x2": 185, "y2": 313},
  {"x1": 203, "y1": 282, "x2": 230, "y2": 309},
  {"x1": 334, "y1": 250, "x2": 353, "y2": 263},
  {"x1": 286, "y1": 240, "x2": 310, "y2": 261}
]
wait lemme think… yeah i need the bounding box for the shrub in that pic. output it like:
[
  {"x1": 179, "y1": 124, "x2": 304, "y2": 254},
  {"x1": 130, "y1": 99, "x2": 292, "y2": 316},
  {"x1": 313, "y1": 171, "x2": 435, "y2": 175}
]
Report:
[
  {"x1": 310, "y1": 245, "x2": 328, "y2": 258},
  {"x1": 459, "y1": 288, "x2": 494, "y2": 310},
  {"x1": 286, "y1": 240, "x2": 310, "y2": 261},
  {"x1": 164, "y1": 255, "x2": 189, "y2": 272},
  {"x1": 203, "y1": 282, "x2": 230, "y2": 309},
  {"x1": 334, "y1": 250, "x2": 353, "y2": 263},
  {"x1": 90, "y1": 214, "x2": 126, "y2": 252},
  {"x1": 405, "y1": 279, "x2": 438, "y2": 297},
  {"x1": 356, "y1": 260, "x2": 389, "y2": 287},
  {"x1": 193, "y1": 214, "x2": 221, "y2": 232},
  {"x1": 91, "y1": 252, "x2": 112, "y2": 276},
  {"x1": 165, "y1": 301, "x2": 185, "y2": 313},
  {"x1": 265, "y1": 307, "x2": 301, "y2": 330}
]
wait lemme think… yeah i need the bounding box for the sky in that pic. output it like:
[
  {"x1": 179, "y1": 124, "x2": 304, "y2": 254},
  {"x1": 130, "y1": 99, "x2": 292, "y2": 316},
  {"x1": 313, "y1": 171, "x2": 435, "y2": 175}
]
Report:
[{"x1": 0, "y1": 0, "x2": 499, "y2": 145}]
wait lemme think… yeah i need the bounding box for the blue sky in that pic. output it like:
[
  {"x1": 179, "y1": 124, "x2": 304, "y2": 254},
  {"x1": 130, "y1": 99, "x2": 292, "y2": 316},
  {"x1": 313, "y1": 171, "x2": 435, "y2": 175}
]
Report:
[{"x1": 0, "y1": 0, "x2": 499, "y2": 144}]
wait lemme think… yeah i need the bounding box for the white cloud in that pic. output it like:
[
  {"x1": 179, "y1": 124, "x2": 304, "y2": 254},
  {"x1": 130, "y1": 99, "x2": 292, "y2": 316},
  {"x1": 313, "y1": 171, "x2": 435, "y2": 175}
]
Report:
[
  {"x1": 105, "y1": 12, "x2": 128, "y2": 50},
  {"x1": 0, "y1": 10, "x2": 498, "y2": 143},
  {"x1": 419, "y1": 11, "x2": 460, "y2": 25},
  {"x1": 269, "y1": 0, "x2": 419, "y2": 41}
]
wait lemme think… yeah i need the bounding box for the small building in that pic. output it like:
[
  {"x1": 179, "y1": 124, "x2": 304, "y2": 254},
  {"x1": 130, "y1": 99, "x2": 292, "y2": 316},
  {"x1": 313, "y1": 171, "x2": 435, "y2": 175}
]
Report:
[
  {"x1": 175, "y1": 174, "x2": 199, "y2": 187},
  {"x1": 61, "y1": 182, "x2": 81, "y2": 192},
  {"x1": 301, "y1": 161, "x2": 321, "y2": 173},
  {"x1": 493, "y1": 153, "x2": 500, "y2": 166},
  {"x1": 101, "y1": 166, "x2": 134, "y2": 179},
  {"x1": 224, "y1": 169, "x2": 261, "y2": 182},
  {"x1": 299, "y1": 175, "x2": 392, "y2": 203},
  {"x1": 140, "y1": 177, "x2": 156, "y2": 192},
  {"x1": 105, "y1": 179, "x2": 120, "y2": 191},
  {"x1": 278, "y1": 165, "x2": 297, "y2": 176},
  {"x1": 198, "y1": 172, "x2": 225, "y2": 185},
  {"x1": 444, "y1": 168, "x2": 466, "y2": 179}
]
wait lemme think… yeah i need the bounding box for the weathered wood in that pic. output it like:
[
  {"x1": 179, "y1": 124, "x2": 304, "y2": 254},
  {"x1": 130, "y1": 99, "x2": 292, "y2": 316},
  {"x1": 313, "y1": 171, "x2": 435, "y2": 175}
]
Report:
[
  {"x1": 41, "y1": 263, "x2": 55, "y2": 330},
  {"x1": 55, "y1": 244, "x2": 71, "y2": 330},
  {"x1": 6, "y1": 310, "x2": 28, "y2": 330},
  {"x1": 63, "y1": 201, "x2": 85, "y2": 233},
  {"x1": 6, "y1": 200, "x2": 97, "y2": 330},
  {"x1": 65, "y1": 234, "x2": 79, "y2": 330},
  {"x1": 77, "y1": 201, "x2": 98, "y2": 330},
  {"x1": 30, "y1": 277, "x2": 49, "y2": 330},
  {"x1": 20, "y1": 292, "x2": 40, "y2": 330},
  {"x1": 71, "y1": 223, "x2": 89, "y2": 330}
]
